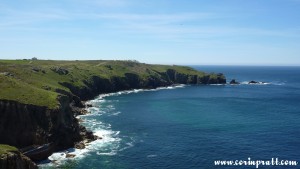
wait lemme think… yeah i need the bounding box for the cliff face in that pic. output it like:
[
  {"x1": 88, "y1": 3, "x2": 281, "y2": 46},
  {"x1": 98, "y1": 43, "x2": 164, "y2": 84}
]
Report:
[
  {"x1": 61, "y1": 68, "x2": 226, "y2": 102},
  {"x1": 0, "y1": 96, "x2": 84, "y2": 151},
  {"x1": 0, "y1": 151, "x2": 37, "y2": 169},
  {"x1": 165, "y1": 69, "x2": 226, "y2": 85}
]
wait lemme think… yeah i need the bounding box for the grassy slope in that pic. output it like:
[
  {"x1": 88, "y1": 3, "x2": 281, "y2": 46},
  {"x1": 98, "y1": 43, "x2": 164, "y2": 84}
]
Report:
[
  {"x1": 0, "y1": 144, "x2": 18, "y2": 155},
  {"x1": 0, "y1": 60, "x2": 217, "y2": 108}
]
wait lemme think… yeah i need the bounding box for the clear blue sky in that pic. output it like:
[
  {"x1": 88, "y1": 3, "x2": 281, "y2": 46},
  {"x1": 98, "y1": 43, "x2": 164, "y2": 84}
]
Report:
[{"x1": 0, "y1": 0, "x2": 299, "y2": 65}]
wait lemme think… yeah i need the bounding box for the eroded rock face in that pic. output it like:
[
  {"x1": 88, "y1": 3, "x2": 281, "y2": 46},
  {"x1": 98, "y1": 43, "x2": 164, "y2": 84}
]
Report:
[
  {"x1": 0, "y1": 96, "x2": 83, "y2": 152},
  {"x1": 0, "y1": 151, "x2": 37, "y2": 169}
]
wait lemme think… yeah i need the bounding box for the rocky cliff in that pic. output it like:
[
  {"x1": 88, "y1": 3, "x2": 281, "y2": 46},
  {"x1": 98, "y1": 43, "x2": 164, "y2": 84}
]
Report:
[
  {"x1": 61, "y1": 68, "x2": 226, "y2": 101},
  {"x1": 0, "y1": 96, "x2": 89, "y2": 151},
  {"x1": 0, "y1": 150, "x2": 37, "y2": 169}
]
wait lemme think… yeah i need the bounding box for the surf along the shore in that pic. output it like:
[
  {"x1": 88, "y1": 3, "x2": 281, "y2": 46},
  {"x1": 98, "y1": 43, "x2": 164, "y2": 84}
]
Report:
[{"x1": 39, "y1": 84, "x2": 187, "y2": 167}]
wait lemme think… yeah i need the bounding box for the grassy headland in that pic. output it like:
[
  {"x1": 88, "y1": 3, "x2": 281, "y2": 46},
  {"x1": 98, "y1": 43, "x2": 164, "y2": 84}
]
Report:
[
  {"x1": 0, "y1": 144, "x2": 18, "y2": 155},
  {"x1": 0, "y1": 60, "x2": 225, "y2": 109}
]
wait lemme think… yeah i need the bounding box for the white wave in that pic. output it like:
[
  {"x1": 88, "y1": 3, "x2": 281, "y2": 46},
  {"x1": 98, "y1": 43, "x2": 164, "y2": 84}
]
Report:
[
  {"x1": 94, "y1": 84, "x2": 187, "y2": 100},
  {"x1": 47, "y1": 152, "x2": 66, "y2": 162},
  {"x1": 96, "y1": 151, "x2": 117, "y2": 156},
  {"x1": 236, "y1": 81, "x2": 272, "y2": 85},
  {"x1": 118, "y1": 141, "x2": 134, "y2": 152},
  {"x1": 210, "y1": 84, "x2": 225, "y2": 86},
  {"x1": 157, "y1": 84, "x2": 186, "y2": 90},
  {"x1": 49, "y1": 148, "x2": 89, "y2": 161},
  {"x1": 271, "y1": 81, "x2": 286, "y2": 86},
  {"x1": 40, "y1": 111, "x2": 121, "y2": 167},
  {"x1": 39, "y1": 147, "x2": 90, "y2": 167},
  {"x1": 134, "y1": 89, "x2": 144, "y2": 93},
  {"x1": 248, "y1": 82, "x2": 270, "y2": 85},
  {"x1": 87, "y1": 107, "x2": 101, "y2": 113},
  {"x1": 107, "y1": 105, "x2": 115, "y2": 109},
  {"x1": 147, "y1": 154, "x2": 158, "y2": 158},
  {"x1": 110, "y1": 111, "x2": 121, "y2": 116},
  {"x1": 240, "y1": 81, "x2": 248, "y2": 85},
  {"x1": 39, "y1": 127, "x2": 121, "y2": 167}
]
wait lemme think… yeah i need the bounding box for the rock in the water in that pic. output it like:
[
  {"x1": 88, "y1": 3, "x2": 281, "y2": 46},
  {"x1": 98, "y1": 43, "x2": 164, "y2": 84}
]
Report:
[
  {"x1": 249, "y1": 80, "x2": 259, "y2": 84},
  {"x1": 75, "y1": 142, "x2": 85, "y2": 149},
  {"x1": 84, "y1": 131, "x2": 98, "y2": 142},
  {"x1": 85, "y1": 103, "x2": 93, "y2": 108},
  {"x1": 66, "y1": 154, "x2": 76, "y2": 158},
  {"x1": 79, "y1": 109, "x2": 89, "y2": 115},
  {"x1": 77, "y1": 118, "x2": 84, "y2": 123},
  {"x1": 229, "y1": 79, "x2": 240, "y2": 84}
]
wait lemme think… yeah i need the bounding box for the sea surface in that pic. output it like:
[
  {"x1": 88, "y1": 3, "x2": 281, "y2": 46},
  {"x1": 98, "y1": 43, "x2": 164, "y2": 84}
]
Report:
[{"x1": 40, "y1": 66, "x2": 300, "y2": 169}]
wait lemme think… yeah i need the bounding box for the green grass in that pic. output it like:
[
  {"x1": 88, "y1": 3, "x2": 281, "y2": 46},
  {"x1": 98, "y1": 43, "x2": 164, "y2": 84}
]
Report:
[
  {"x1": 0, "y1": 60, "x2": 221, "y2": 108},
  {"x1": 0, "y1": 144, "x2": 18, "y2": 155}
]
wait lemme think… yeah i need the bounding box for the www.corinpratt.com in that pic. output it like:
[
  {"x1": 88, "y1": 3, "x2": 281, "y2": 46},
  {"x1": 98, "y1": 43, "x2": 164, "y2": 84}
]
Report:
[{"x1": 214, "y1": 157, "x2": 298, "y2": 168}]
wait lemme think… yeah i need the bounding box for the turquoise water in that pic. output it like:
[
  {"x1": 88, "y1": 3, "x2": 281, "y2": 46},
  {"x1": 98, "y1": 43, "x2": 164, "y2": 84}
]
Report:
[{"x1": 40, "y1": 66, "x2": 300, "y2": 169}]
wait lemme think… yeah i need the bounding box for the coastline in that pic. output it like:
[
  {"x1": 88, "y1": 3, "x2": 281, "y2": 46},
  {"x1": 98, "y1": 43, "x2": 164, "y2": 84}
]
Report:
[
  {"x1": 0, "y1": 60, "x2": 226, "y2": 168},
  {"x1": 37, "y1": 66, "x2": 300, "y2": 169},
  {"x1": 39, "y1": 84, "x2": 188, "y2": 167}
]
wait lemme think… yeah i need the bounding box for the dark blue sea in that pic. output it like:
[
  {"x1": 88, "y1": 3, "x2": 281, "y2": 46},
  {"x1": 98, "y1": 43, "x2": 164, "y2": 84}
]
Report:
[{"x1": 40, "y1": 66, "x2": 300, "y2": 169}]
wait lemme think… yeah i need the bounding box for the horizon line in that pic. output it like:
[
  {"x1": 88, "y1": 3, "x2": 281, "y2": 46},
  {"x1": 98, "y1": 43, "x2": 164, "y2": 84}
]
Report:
[{"x1": 1, "y1": 59, "x2": 300, "y2": 67}]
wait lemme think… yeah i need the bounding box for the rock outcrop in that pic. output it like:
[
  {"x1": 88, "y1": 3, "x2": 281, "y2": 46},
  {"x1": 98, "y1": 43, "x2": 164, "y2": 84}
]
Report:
[
  {"x1": 50, "y1": 67, "x2": 69, "y2": 75},
  {"x1": 0, "y1": 96, "x2": 92, "y2": 158},
  {"x1": 249, "y1": 80, "x2": 259, "y2": 84},
  {"x1": 230, "y1": 79, "x2": 240, "y2": 85},
  {"x1": 0, "y1": 150, "x2": 37, "y2": 169}
]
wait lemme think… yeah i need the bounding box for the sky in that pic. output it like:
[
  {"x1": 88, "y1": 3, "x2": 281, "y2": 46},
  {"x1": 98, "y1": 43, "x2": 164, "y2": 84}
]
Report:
[{"x1": 0, "y1": 0, "x2": 300, "y2": 65}]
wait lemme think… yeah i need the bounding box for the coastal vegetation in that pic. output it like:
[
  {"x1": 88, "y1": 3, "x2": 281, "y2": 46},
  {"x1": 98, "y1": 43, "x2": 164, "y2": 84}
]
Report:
[
  {"x1": 0, "y1": 144, "x2": 17, "y2": 155},
  {"x1": 0, "y1": 60, "x2": 225, "y2": 108}
]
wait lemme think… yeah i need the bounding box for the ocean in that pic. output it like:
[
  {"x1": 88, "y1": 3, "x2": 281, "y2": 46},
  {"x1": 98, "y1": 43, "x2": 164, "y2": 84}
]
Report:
[{"x1": 40, "y1": 66, "x2": 300, "y2": 169}]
